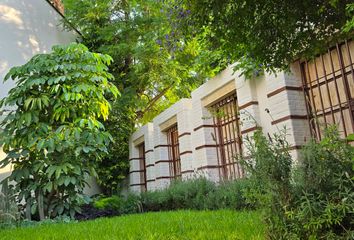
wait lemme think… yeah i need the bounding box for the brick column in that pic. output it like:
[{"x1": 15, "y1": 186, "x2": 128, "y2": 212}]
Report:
[
  {"x1": 175, "y1": 100, "x2": 194, "y2": 179},
  {"x1": 128, "y1": 137, "x2": 143, "y2": 193},
  {"x1": 152, "y1": 124, "x2": 171, "y2": 189},
  {"x1": 263, "y1": 63, "x2": 311, "y2": 161},
  {"x1": 144, "y1": 123, "x2": 155, "y2": 191},
  {"x1": 129, "y1": 124, "x2": 154, "y2": 193},
  {"x1": 236, "y1": 76, "x2": 262, "y2": 158}
]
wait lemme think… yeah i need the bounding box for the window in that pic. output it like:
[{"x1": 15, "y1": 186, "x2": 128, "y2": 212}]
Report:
[
  {"x1": 138, "y1": 143, "x2": 147, "y2": 192},
  {"x1": 300, "y1": 40, "x2": 354, "y2": 141},
  {"x1": 211, "y1": 92, "x2": 243, "y2": 180},
  {"x1": 166, "y1": 125, "x2": 181, "y2": 178}
]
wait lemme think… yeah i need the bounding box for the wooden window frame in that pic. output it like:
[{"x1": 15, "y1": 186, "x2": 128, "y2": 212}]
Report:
[
  {"x1": 138, "y1": 143, "x2": 147, "y2": 192},
  {"x1": 210, "y1": 92, "x2": 243, "y2": 180},
  {"x1": 300, "y1": 39, "x2": 354, "y2": 141},
  {"x1": 166, "y1": 124, "x2": 181, "y2": 179}
]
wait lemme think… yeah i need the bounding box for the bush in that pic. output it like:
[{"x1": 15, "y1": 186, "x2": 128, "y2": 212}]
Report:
[
  {"x1": 93, "y1": 194, "x2": 141, "y2": 215},
  {"x1": 0, "y1": 43, "x2": 119, "y2": 220},
  {"x1": 140, "y1": 178, "x2": 215, "y2": 211},
  {"x1": 93, "y1": 196, "x2": 123, "y2": 211},
  {"x1": 207, "y1": 179, "x2": 257, "y2": 210},
  {"x1": 289, "y1": 127, "x2": 354, "y2": 239},
  {"x1": 92, "y1": 177, "x2": 254, "y2": 217},
  {"x1": 119, "y1": 193, "x2": 142, "y2": 214},
  {"x1": 140, "y1": 177, "x2": 254, "y2": 212},
  {"x1": 241, "y1": 126, "x2": 354, "y2": 239}
]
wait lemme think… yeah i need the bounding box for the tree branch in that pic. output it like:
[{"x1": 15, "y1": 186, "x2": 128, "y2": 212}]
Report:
[{"x1": 136, "y1": 82, "x2": 175, "y2": 119}]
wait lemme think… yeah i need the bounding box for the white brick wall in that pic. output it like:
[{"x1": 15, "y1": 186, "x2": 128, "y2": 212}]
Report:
[{"x1": 129, "y1": 63, "x2": 312, "y2": 192}]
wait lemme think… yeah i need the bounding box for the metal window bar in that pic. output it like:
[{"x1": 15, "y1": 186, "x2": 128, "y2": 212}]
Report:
[
  {"x1": 300, "y1": 39, "x2": 354, "y2": 142},
  {"x1": 211, "y1": 93, "x2": 243, "y2": 180},
  {"x1": 166, "y1": 125, "x2": 181, "y2": 179},
  {"x1": 138, "y1": 143, "x2": 147, "y2": 192}
]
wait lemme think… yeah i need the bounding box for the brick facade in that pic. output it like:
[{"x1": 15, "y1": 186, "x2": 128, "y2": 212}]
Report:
[{"x1": 129, "y1": 63, "x2": 313, "y2": 192}]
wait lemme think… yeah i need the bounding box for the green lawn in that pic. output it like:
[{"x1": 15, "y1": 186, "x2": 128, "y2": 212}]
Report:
[{"x1": 0, "y1": 210, "x2": 264, "y2": 240}]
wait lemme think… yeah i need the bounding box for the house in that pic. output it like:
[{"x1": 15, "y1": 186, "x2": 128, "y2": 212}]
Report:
[
  {"x1": 0, "y1": 0, "x2": 99, "y2": 195},
  {"x1": 129, "y1": 40, "x2": 354, "y2": 192}
]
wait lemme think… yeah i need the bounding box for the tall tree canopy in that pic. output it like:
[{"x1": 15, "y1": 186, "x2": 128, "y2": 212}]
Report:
[
  {"x1": 62, "y1": 0, "x2": 226, "y2": 193},
  {"x1": 170, "y1": 0, "x2": 354, "y2": 76},
  {"x1": 60, "y1": 1, "x2": 354, "y2": 193}
]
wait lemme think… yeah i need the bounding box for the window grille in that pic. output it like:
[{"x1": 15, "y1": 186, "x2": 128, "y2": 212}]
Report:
[
  {"x1": 300, "y1": 40, "x2": 354, "y2": 141},
  {"x1": 166, "y1": 125, "x2": 181, "y2": 178},
  {"x1": 211, "y1": 93, "x2": 243, "y2": 180}
]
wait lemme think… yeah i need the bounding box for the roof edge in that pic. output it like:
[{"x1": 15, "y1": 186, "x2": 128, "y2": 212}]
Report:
[{"x1": 44, "y1": 0, "x2": 82, "y2": 37}]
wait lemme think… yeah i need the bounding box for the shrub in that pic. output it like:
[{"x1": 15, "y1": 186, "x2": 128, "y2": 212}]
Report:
[
  {"x1": 93, "y1": 177, "x2": 254, "y2": 216},
  {"x1": 288, "y1": 127, "x2": 354, "y2": 239},
  {"x1": 207, "y1": 179, "x2": 257, "y2": 210},
  {"x1": 140, "y1": 178, "x2": 215, "y2": 211},
  {"x1": 0, "y1": 43, "x2": 119, "y2": 220},
  {"x1": 93, "y1": 194, "x2": 141, "y2": 215},
  {"x1": 93, "y1": 196, "x2": 123, "y2": 211},
  {"x1": 140, "y1": 177, "x2": 254, "y2": 212},
  {"x1": 240, "y1": 126, "x2": 354, "y2": 239},
  {"x1": 120, "y1": 193, "x2": 142, "y2": 214},
  {"x1": 240, "y1": 128, "x2": 293, "y2": 239},
  {"x1": 166, "y1": 178, "x2": 216, "y2": 210}
]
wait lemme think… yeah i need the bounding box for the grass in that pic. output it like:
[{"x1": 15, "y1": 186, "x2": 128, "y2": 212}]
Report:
[{"x1": 0, "y1": 210, "x2": 264, "y2": 240}]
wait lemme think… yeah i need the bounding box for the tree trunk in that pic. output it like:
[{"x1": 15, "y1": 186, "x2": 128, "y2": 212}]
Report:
[
  {"x1": 25, "y1": 198, "x2": 32, "y2": 221},
  {"x1": 36, "y1": 190, "x2": 45, "y2": 221}
]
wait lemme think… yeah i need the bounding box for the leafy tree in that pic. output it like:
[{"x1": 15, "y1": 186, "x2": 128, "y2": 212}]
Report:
[
  {"x1": 62, "y1": 0, "x2": 226, "y2": 194},
  {"x1": 344, "y1": 3, "x2": 354, "y2": 32},
  {"x1": 169, "y1": 0, "x2": 354, "y2": 76},
  {"x1": 0, "y1": 43, "x2": 118, "y2": 219}
]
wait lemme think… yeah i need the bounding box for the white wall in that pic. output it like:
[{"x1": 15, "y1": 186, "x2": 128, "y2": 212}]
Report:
[{"x1": 0, "y1": 0, "x2": 78, "y2": 99}]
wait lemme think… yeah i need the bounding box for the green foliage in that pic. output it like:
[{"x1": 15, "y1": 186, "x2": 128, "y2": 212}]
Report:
[
  {"x1": 140, "y1": 178, "x2": 255, "y2": 212},
  {"x1": 94, "y1": 101, "x2": 134, "y2": 195},
  {"x1": 240, "y1": 128, "x2": 293, "y2": 239},
  {"x1": 62, "y1": 0, "x2": 226, "y2": 193},
  {"x1": 93, "y1": 193, "x2": 142, "y2": 215},
  {"x1": 343, "y1": 3, "x2": 354, "y2": 32},
  {"x1": 288, "y1": 127, "x2": 354, "y2": 239},
  {"x1": 240, "y1": 127, "x2": 354, "y2": 239},
  {"x1": 171, "y1": 0, "x2": 353, "y2": 77},
  {"x1": 206, "y1": 179, "x2": 256, "y2": 210},
  {"x1": 0, "y1": 43, "x2": 118, "y2": 220},
  {"x1": 0, "y1": 210, "x2": 264, "y2": 240},
  {"x1": 92, "y1": 178, "x2": 255, "y2": 215},
  {"x1": 141, "y1": 178, "x2": 215, "y2": 211},
  {"x1": 93, "y1": 196, "x2": 123, "y2": 211},
  {"x1": 119, "y1": 193, "x2": 142, "y2": 214}
]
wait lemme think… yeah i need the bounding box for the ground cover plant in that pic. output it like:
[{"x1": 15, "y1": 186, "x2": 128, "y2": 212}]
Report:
[
  {"x1": 0, "y1": 43, "x2": 118, "y2": 220},
  {"x1": 0, "y1": 210, "x2": 264, "y2": 240}
]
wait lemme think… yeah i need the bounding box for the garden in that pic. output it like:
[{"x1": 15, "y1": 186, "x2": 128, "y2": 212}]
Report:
[{"x1": 0, "y1": 0, "x2": 354, "y2": 239}]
